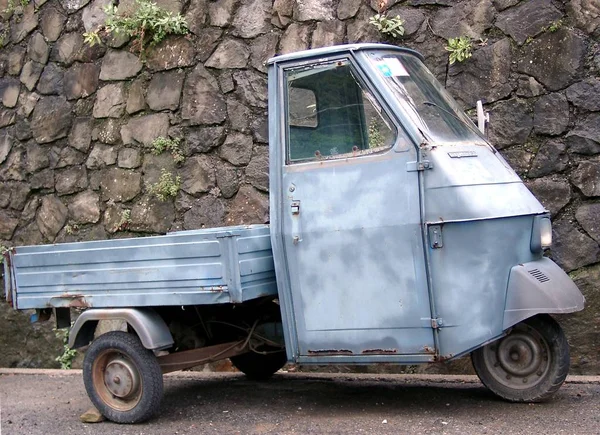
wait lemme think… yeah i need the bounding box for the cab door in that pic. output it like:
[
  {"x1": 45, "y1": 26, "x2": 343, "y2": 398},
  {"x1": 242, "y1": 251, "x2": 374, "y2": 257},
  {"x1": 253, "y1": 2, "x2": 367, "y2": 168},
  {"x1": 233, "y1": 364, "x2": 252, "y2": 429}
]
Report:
[{"x1": 270, "y1": 57, "x2": 435, "y2": 362}]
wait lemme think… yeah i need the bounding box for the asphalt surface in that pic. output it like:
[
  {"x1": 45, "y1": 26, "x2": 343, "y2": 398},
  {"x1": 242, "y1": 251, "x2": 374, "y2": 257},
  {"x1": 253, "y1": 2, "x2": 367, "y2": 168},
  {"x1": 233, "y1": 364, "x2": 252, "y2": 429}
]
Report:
[{"x1": 1, "y1": 370, "x2": 599, "y2": 435}]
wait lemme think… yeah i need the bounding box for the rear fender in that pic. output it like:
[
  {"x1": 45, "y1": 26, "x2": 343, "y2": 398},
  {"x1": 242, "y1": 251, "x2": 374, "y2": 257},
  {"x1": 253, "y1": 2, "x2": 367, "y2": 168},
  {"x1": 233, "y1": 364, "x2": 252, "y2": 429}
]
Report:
[
  {"x1": 503, "y1": 257, "x2": 585, "y2": 330},
  {"x1": 69, "y1": 308, "x2": 174, "y2": 350}
]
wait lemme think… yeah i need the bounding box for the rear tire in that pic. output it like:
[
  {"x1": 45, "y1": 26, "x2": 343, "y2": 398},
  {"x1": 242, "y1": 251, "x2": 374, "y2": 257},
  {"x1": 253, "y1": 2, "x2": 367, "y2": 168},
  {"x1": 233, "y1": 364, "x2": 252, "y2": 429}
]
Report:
[
  {"x1": 471, "y1": 314, "x2": 570, "y2": 402},
  {"x1": 231, "y1": 350, "x2": 287, "y2": 380},
  {"x1": 83, "y1": 331, "x2": 163, "y2": 423}
]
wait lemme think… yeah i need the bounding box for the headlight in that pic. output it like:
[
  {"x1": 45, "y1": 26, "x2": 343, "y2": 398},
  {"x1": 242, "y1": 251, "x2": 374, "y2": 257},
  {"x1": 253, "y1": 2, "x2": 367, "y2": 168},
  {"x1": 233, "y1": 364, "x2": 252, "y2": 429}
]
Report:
[
  {"x1": 540, "y1": 217, "x2": 552, "y2": 248},
  {"x1": 531, "y1": 216, "x2": 552, "y2": 253}
]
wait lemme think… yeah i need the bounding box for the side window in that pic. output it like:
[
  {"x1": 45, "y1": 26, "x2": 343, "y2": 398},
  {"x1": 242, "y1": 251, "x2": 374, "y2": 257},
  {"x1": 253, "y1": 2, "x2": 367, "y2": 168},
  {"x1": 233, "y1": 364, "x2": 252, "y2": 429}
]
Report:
[
  {"x1": 289, "y1": 88, "x2": 317, "y2": 128},
  {"x1": 285, "y1": 60, "x2": 397, "y2": 163}
]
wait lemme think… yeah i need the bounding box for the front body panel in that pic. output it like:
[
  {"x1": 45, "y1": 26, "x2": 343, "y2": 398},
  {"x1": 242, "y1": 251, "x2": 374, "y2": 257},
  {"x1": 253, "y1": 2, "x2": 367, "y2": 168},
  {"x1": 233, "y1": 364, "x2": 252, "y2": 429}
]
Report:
[{"x1": 428, "y1": 216, "x2": 540, "y2": 359}]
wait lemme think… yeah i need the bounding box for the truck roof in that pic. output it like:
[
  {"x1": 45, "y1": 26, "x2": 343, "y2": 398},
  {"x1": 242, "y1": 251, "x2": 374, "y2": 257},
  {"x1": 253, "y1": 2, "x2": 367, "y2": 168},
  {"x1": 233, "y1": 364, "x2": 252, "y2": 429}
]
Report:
[{"x1": 267, "y1": 43, "x2": 424, "y2": 65}]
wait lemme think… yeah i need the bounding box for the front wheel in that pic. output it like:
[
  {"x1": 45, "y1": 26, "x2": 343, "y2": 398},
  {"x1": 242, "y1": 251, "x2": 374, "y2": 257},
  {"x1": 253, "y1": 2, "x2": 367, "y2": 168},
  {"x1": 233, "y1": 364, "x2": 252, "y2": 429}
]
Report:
[
  {"x1": 83, "y1": 331, "x2": 164, "y2": 423},
  {"x1": 471, "y1": 314, "x2": 570, "y2": 402}
]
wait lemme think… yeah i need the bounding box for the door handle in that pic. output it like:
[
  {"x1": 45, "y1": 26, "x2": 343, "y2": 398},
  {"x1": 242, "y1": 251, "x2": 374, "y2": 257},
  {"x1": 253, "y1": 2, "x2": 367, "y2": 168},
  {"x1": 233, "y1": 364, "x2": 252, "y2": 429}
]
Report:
[
  {"x1": 290, "y1": 200, "x2": 301, "y2": 244},
  {"x1": 291, "y1": 200, "x2": 300, "y2": 215}
]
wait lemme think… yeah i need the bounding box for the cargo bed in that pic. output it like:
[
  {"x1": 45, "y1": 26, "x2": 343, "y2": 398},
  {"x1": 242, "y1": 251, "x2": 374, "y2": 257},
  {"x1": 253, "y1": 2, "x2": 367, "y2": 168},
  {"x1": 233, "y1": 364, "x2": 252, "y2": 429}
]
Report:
[{"x1": 3, "y1": 225, "x2": 276, "y2": 310}]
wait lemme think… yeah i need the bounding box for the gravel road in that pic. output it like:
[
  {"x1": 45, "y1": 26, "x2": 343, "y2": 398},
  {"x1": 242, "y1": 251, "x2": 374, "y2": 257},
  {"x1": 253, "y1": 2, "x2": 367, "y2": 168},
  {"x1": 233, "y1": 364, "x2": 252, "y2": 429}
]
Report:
[{"x1": 1, "y1": 370, "x2": 599, "y2": 435}]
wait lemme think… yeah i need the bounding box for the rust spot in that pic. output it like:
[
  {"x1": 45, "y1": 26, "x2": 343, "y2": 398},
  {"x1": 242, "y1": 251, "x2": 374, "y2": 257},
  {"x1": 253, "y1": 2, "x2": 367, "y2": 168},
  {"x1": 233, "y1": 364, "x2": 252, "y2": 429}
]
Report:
[
  {"x1": 361, "y1": 349, "x2": 398, "y2": 355},
  {"x1": 51, "y1": 294, "x2": 90, "y2": 308},
  {"x1": 423, "y1": 346, "x2": 436, "y2": 354},
  {"x1": 307, "y1": 349, "x2": 353, "y2": 356},
  {"x1": 68, "y1": 297, "x2": 89, "y2": 308},
  {"x1": 435, "y1": 353, "x2": 454, "y2": 362},
  {"x1": 200, "y1": 286, "x2": 225, "y2": 292}
]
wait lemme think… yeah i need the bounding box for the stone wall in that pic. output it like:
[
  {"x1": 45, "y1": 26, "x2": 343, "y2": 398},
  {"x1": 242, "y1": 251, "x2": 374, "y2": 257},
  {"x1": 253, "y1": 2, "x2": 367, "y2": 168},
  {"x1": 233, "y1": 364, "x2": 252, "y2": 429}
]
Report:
[{"x1": 0, "y1": 0, "x2": 598, "y2": 372}]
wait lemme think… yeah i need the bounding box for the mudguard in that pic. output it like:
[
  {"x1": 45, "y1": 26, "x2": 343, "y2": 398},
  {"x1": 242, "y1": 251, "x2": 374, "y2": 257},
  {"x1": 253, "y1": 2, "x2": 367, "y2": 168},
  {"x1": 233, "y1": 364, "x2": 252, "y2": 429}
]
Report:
[
  {"x1": 68, "y1": 308, "x2": 174, "y2": 350},
  {"x1": 503, "y1": 257, "x2": 585, "y2": 330}
]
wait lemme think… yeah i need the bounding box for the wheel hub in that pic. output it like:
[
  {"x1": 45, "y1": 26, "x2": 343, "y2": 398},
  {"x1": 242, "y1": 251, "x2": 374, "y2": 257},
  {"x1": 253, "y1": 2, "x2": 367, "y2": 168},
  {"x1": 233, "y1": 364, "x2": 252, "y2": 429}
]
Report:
[
  {"x1": 104, "y1": 357, "x2": 140, "y2": 399},
  {"x1": 496, "y1": 333, "x2": 542, "y2": 377},
  {"x1": 481, "y1": 324, "x2": 551, "y2": 390}
]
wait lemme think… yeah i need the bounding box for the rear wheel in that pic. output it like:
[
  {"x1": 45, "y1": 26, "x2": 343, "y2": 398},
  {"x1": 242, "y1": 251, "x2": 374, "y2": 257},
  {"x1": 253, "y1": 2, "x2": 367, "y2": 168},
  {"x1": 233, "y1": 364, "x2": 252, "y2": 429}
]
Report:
[
  {"x1": 231, "y1": 350, "x2": 287, "y2": 380},
  {"x1": 83, "y1": 331, "x2": 163, "y2": 423},
  {"x1": 471, "y1": 314, "x2": 570, "y2": 402}
]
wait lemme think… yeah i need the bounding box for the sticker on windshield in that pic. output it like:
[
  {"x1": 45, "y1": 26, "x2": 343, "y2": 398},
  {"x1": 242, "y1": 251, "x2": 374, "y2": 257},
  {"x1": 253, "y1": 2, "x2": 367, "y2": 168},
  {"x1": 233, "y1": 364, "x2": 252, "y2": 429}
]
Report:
[{"x1": 375, "y1": 58, "x2": 410, "y2": 77}]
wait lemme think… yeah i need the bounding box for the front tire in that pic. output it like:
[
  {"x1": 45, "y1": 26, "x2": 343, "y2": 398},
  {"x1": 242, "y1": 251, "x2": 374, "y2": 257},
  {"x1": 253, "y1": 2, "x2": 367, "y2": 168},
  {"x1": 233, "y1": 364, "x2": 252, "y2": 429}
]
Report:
[
  {"x1": 471, "y1": 314, "x2": 570, "y2": 402},
  {"x1": 83, "y1": 331, "x2": 164, "y2": 423}
]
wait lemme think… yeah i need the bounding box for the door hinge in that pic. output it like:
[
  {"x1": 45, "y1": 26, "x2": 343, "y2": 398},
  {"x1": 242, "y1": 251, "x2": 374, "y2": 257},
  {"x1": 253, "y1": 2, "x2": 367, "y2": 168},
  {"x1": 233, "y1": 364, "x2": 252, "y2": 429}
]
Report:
[
  {"x1": 428, "y1": 225, "x2": 443, "y2": 249},
  {"x1": 406, "y1": 160, "x2": 433, "y2": 172},
  {"x1": 431, "y1": 318, "x2": 444, "y2": 329}
]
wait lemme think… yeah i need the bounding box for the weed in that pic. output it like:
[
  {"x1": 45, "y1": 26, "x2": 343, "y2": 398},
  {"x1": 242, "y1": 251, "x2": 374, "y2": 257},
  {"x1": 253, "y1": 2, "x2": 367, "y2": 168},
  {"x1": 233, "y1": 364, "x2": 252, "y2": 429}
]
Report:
[
  {"x1": 147, "y1": 169, "x2": 181, "y2": 201},
  {"x1": 151, "y1": 136, "x2": 185, "y2": 164},
  {"x1": 117, "y1": 209, "x2": 132, "y2": 231},
  {"x1": 445, "y1": 36, "x2": 473, "y2": 65},
  {"x1": 369, "y1": 14, "x2": 405, "y2": 38},
  {"x1": 3, "y1": 0, "x2": 29, "y2": 15},
  {"x1": 84, "y1": 0, "x2": 189, "y2": 57},
  {"x1": 83, "y1": 31, "x2": 102, "y2": 46},
  {"x1": 546, "y1": 19, "x2": 563, "y2": 32},
  {"x1": 54, "y1": 326, "x2": 77, "y2": 370},
  {"x1": 64, "y1": 223, "x2": 79, "y2": 235},
  {"x1": 0, "y1": 245, "x2": 10, "y2": 265}
]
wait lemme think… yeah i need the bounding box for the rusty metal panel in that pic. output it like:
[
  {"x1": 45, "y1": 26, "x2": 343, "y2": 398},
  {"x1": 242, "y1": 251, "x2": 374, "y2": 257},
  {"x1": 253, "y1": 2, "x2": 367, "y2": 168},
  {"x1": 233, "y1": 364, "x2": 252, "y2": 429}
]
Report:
[{"x1": 10, "y1": 225, "x2": 277, "y2": 310}]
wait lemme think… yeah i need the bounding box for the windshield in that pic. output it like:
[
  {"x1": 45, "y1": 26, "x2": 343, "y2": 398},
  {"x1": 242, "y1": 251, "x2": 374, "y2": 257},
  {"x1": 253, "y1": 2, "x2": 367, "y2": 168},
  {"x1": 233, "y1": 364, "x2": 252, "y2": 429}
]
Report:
[{"x1": 366, "y1": 51, "x2": 487, "y2": 146}]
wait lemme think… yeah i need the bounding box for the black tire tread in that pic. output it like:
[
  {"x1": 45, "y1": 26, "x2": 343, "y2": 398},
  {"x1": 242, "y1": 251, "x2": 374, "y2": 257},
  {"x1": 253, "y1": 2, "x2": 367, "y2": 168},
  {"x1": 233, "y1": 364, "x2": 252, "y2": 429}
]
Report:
[
  {"x1": 83, "y1": 331, "x2": 163, "y2": 424},
  {"x1": 471, "y1": 314, "x2": 570, "y2": 403}
]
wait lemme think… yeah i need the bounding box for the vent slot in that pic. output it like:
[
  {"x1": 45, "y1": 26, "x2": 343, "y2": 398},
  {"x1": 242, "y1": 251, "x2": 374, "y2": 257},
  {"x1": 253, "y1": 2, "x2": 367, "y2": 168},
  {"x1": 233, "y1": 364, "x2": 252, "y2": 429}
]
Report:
[{"x1": 528, "y1": 269, "x2": 550, "y2": 283}]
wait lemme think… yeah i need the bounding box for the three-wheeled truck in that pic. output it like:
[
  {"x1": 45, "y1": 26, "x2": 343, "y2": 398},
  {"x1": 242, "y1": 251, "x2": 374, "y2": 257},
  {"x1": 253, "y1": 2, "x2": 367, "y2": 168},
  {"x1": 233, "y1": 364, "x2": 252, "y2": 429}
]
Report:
[{"x1": 3, "y1": 44, "x2": 585, "y2": 423}]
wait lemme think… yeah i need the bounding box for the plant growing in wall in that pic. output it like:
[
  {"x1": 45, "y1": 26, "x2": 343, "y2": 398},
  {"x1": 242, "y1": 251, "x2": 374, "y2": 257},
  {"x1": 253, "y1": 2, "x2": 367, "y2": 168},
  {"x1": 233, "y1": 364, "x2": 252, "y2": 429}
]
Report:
[
  {"x1": 0, "y1": 245, "x2": 10, "y2": 265},
  {"x1": 369, "y1": 14, "x2": 405, "y2": 38},
  {"x1": 545, "y1": 19, "x2": 563, "y2": 32},
  {"x1": 147, "y1": 169, "x2": 181, "y2": 201},
  {"x1": 117, "y1": 209, "x2": 132, "y2": 231},
  {"x1": 83, "y1": 0, "x2": 189, "y2": 57},
  {"x1": 151, "y1": 136, "x2": 185, "y2": 164},
  {"x1": 445, "y1": 36, "x2": 473, "y2": 65},
  {"x1": 3, "y1": 0, "x2": 30, "y2": 15}
]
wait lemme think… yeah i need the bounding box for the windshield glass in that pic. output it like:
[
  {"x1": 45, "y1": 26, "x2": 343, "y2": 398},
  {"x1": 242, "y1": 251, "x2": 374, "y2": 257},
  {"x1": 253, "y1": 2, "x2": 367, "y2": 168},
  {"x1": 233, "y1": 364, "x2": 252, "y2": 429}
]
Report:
[{"x1": 366, "y1": 51, "x2": 487, "y2": 146}]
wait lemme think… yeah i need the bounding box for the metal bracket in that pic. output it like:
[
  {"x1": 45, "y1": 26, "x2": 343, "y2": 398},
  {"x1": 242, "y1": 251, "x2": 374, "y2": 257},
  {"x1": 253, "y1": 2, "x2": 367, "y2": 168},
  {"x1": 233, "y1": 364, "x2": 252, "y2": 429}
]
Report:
[
  {"x1": 406, "y1": 160, "x2": 433, "y2": 172},
  {"x1": 431, "y1": 318, "x2": 444, "y2": 329},
  {"x1": 428, "y1": 225, "x2": 443, "y2": 249}
]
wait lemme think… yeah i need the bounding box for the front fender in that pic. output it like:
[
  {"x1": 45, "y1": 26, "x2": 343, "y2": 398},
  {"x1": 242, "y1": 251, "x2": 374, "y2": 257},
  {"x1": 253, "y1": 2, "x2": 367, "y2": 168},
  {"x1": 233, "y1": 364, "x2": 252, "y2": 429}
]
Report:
[
  {"x1": 503, "y1": 257, "x2": 585, "y2": 330},
  {"x1": 68, "y1": 308, "x2": 174, "y2": 350}
]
